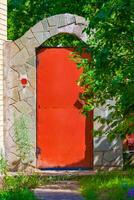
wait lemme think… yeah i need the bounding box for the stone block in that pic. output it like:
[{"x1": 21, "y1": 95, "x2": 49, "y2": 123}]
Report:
[
  {"x1": 94, "y1": 151, "x2": 103, "y2": 166},
  {"x1": 65, "y1": 13, "x2": 76, "y2": 25},
  {"x1": 11, "y1": 48, "x2": 29, "y2": 66},
  {"x1": 73, "y1": 25, "x2": 83, "y2": 38},
  {"x1": 20, "y1": 30, "x2": 39, "y2": 56},
  {"x1": 33, "y1": 31, "x2": 50, "y2": 44},
  {"x1": 75, "y1": 15, "x2": 88, "y2": 26},
  {"x1": 14, "y1": 101, "x2": 32, "y2": 114},
  {"x1": 110, "y1": 138, "x2": 123, "y2": 150},
  {"x1": 7, "y1": 68, "x2": 19, "y2": 81},
  {"x1": 94, "y1": 136, "x2": 122, "y2": 152},
  {"x1": 12, "y1": 88, "x2": 20, "y2": 102},
  {"x1": 19, "y1": 87, "x2": 34, "y2": 100},
  {"x1": 41, "y1": 19, "x2": 49, "y2": 31},
  {"x1": 49, "y1": 27, "x2": 58, "y2": 36},
  {"x1": 57, "y1": 14, "x2": 76, "y2": 28},
  {"x1": 8, "y1": 98, "x2": 15, "y2": 105},
  {"x1": 15, "y1": 39, "x2": 24, "y2": 50},
  {"x1": 103, "y1": 149, "x2": 123, "y2": 163},
  {"x1": 111, "y1": 153, "x2": 123, "y2": 166},
  {"x1": 94, "y1": 136, "x2": 111, "y2": 151},
  {"x1": 10, "y1": 42, "x2": 20, "y2": 58},
  {"x1": 26, "y1": 56, "x2": 36, "y2": 67},
  {"x1": 58, "y1": 14, "x2": 67, "y2": 27},
  {"x1": 28, "y1": 77, "x2": 36, "y2": 89},
  {"x1": 58, "y1": 23, "x2": 75, "y2": 35},
  {"x1": 26, "y1": 64, "x2": 36, "y2": 79},
  {"x1": 47, "y1": 15, "x2": 59, "y2": 26},
  {"x1": 102, "y1": 159, "x2": 111, "y2": 166},
  {"x1": 31, "y1": 22, "x2": 44, "y2": 33},
  {"x1": 80, "y1": 32, "x2": 88, "y2": 43},
  {"x1": 25, "y1": 97, "x2": 35, "y2": 107}
]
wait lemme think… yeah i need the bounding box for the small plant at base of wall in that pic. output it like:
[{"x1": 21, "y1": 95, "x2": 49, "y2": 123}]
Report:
[{"x1": 13, "y1": 114, "x2": 34, "y2": 172}]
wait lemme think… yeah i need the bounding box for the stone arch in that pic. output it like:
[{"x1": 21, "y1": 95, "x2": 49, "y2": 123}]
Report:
[{"x1": 4, "y1": 14, "x2": 89, "y2": 169}]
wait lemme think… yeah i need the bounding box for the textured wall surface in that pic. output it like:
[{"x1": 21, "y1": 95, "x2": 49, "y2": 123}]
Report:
[
  {"x1": 4, "y1": 13, "x2": 123, "y2": 170},
  {"x1": 0, "y1": 0, "x2": 7, "y2": 154},
  {"x1": 94, "y1": 136, "x2": 123, "y2": 170}
]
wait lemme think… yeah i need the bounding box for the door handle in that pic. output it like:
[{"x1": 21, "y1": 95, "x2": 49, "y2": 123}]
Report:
[{"x1": 74, "y1": 99, "x2": 83, "y2": 109}]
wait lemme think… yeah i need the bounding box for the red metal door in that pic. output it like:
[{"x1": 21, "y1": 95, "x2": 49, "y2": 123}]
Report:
[{"x1": 37, "y1": 48, "x2": 93, "y2": 169}]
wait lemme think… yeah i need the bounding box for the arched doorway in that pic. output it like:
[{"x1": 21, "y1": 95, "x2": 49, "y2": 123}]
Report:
[{"x1": 5, "y1": 14, "x2": 94, "y2": 170}]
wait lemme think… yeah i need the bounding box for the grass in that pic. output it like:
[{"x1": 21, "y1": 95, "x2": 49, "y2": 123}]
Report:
[
  {"x1": 79, "y1": 170, "x2": 134, "y2": 200},
  {"x1": 1, "y1": 169, "x2": 134, "y2": 200},
  {"x1": 0, "y1": 189, "x2": 37, "y2": 200}
]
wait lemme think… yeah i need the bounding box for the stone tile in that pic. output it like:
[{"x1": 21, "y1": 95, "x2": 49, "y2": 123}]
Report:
[
  {"x1": 26, "y1": 64, "x2": 36, "y2": 79},
  {"x1": 14, "y1": 65, "x2": 27, "y2": 75},
  {"x1": 66, "y1": 14, "x2": 76, "y2": 25},
  {"x1": 26, "y1": 56, "x2": 36, "y2": 67},
  {"x1": 14, "y1": 39, "x2": 24, "y2": 50},
  {"x1": 33, "y1": 31, "x2": 50, "y2": 44},
  {"x1": 58, "y1": 14, "x2": 67, "y2": 27},
  {"x1": 94, "y1": 136, "x2": 111, "y2": 151},
  {"x1": 58, "y1": 23, "x2": 75, "y2": 35},
  {"x1": 73, "y1": 25, "x2": 83, "y2": 38},
  {"x1": 12, "y1": 88, "x2": 20, "y2": 102},
  {"x1": 19, "y1": 87, "x2": 34, "y2": 100},
  {"x1": 49, "y1": 27, "x2": 58, "y2": 36},
  {"x1": 11, "y1": 48, "x2": 29, "y2": 66},
  {"x1": 80, "y1": 30, "x2": 88, "y2": 42},
  {"x1": 13, "y1": 101, "x2": 32, "y2": 114},
  {"x1": 111, "y1": 153, "x2": 123, "y2": 166},
  {"x1": 8, "y1": 98, "x2": 15, "y2": 105},
  {"x1": 103, "y1": 149, "x2": 122, "y2": 162},
  {"x1": 47, "y1": 15, "x2": 59, "y2": 27},
  {"x1": 56, "y1": 14, "x2": 76, "y2": 28},
  {"x1": 7, "y1": 68, "x2": 19, "y2": 82},
  {"x1": 94, "y1": 151, "x2": 103, "y2": 166},
  {"x1": 110, "y1": 137, "x2": 123, "y2": 150},
  {"x1": 31, "y1": 21, "x2": 44, "y2": 33},
  {"x1": 75, "y1": 15, "x2": 88, "y2": 26},
  {"x1": 28, "y1": 78, "x2": 36, "y2": 89},
  {"x1": 20, "y1": 30, "x2": 39, "y2": 56},
  {"x1": 102, "y1": 159, "x2": 111, "y2": 166},
  {"x1": 41, "y1": 19, "x2": 49, "y2": 31},
  {"x1": 10, "y1": 42, "x2": 20, "y2": 58}
]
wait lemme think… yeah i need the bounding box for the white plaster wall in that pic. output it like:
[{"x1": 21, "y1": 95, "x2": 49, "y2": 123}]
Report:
[{"x1": 0, "y1": 0, "x2": 7, "y2": 153}]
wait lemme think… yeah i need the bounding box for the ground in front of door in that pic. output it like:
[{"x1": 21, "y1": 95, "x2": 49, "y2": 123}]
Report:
[{"x1": 34, "y1": 181, "x2": 84, "y2": 200}]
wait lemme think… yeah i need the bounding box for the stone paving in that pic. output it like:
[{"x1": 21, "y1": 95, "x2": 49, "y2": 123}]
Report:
[{"x1": 34, "y1": 181, "x2": 85, "y2": 200}]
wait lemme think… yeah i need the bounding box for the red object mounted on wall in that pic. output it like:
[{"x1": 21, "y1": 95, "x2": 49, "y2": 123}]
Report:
[
  {"x1": 20, "y1": 78, "x2": 28, "y2": 87},
  {"x1": 37, "y1": 48, "x2": 93, "y2": 170}
]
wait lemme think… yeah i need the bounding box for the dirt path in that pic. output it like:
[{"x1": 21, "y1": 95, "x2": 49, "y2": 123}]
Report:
[{"x1": 34, "y1": 181, "x2": 84, "y2": 200}]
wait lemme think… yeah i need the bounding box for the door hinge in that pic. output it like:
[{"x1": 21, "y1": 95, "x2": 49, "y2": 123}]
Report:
[
  {"x1": 36, "y1": 147, "x2": 41, "y2": 158},
  {"x1": 36, "y1": 57, "x2": 39, "y2": 65}
]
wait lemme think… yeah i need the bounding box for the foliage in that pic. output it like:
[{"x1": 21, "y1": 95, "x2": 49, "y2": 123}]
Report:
[
  {"x1": 79, "y1": 170, "x2": 134, "y2": 200},
  {"x1": 77, "y1": 0, "x2": 134, "y2": 139},
  {"x1": 0, "y1": 189, "x2": 37, "y2": 200},
  {"x1": 0, "y1": 154, "x2": 8, "y2": 175},
  {"x1": 3, "y1": 174, "x2": 42, "y2": 190},
  {"x1": 13, "y1": 114, "x2": 34, "y2": 170},
  {"x1": 7, "y1": 0, "x2": 89, "y2": 40},
  {"x1": 42, "y1": 33, "x2": 87, "y2": 47},
  {"x1": 8, "y1": 0, "x2": 134, "y2": 139}
]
